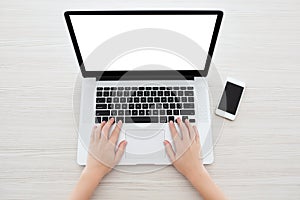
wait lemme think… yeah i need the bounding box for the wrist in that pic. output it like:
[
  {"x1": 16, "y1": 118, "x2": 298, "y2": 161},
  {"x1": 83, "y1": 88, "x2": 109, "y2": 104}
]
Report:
[
  {"x1": 186, "y1": 165, "x2": 207, "y2": 184},
  {"x1": 83, "y1": 166, "x2": 106, "y2": 182}
]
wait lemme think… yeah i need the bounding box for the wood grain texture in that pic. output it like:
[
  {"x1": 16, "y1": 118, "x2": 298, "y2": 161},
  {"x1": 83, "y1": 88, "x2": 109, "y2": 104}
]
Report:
[{"x1": 1, "y1": 0, "x2": 300, "y2": 199}]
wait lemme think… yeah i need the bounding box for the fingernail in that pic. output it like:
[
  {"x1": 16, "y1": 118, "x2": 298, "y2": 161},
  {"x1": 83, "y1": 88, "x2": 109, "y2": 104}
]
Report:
[{"x1": 169, "y1": 120, "x2": 173, "y2": 124}]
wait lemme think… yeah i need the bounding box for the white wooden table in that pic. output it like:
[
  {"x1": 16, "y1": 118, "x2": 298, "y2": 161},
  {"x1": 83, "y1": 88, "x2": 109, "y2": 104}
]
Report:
[{"x1": 1, "y1": 1, "x2": 300, "y2": 199}]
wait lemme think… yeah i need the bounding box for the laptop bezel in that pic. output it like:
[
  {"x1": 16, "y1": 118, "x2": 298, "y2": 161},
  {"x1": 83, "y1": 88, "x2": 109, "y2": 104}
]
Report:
[{"x1": 64, "y1": 10, "x2": 223, "y2": 80}]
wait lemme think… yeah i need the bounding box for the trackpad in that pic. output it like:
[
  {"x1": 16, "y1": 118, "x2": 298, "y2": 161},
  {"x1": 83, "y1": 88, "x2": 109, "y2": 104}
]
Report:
[{"x1": 125, "y1": 129, "x2": 165, "y2": 160}]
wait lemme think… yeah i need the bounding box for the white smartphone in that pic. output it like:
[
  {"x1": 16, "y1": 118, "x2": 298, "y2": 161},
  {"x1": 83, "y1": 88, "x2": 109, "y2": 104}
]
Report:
[{"x1": 215, "y1": 77, "x2": 245, "y2": 120}]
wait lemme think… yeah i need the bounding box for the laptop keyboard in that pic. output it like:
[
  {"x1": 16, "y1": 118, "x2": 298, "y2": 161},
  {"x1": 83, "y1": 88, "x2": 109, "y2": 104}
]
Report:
[{"x1": 95, "y1": 86, "x2": 196, "y2": 123}]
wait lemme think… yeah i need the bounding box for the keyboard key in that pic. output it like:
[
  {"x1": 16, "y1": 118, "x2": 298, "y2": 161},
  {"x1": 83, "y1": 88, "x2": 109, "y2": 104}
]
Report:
[
  {"x1": 160, "y1": 116, "x2": 167, "y2": 123},
  {"x1": 117, "y1": 91, "x2": 123, "y2": 96},
  {"x1": 96, "y1": 104, "x2": 107, "y2": 109},
  {"x1": 111, "y1": 87, "x2": 117, "y2": 90},
  {"x1": 160, "y1": 87, "x2": 165, "y2": 90},
  {"x1": 96, "y1": 98, "x2": 105, "y2": 103},
  {"x1": 113, "y1": 98, "x2": 119, "y2": 103},
  {"x1": 118, "y1": 87, "x2": 124, "y2": 90},
  {"x1": 139, "y1": 110, "x2": 145, "y2": 115},
  {"x1": 153, "y1": 110, "x2": 158, "y2": 115},
  {"x1": 151, "y1": 91, "x2": 156, "y2": 96},
  {"x1": 118, "y1": 110, "x2": 124, "y2": 115},
  {"x1": 163, "y1": 103, "x2": 169, "y2": 109},
  {"x1": 167, "y1": 87, "x2": 172, "y2": 90},
  {"x1": 167, "y1": 110, "x2": 172, "y2": 115},
  {"x1": 125, "y1": 110, "x2": 131, "y2": 115},
  {"x1": 115, "y1": 104, "x2": 121, "y2": 109},
  {"x1": 106, "y1": 98, "x2": 112, "y2": 103},
  {"x1": 173, "y1": 87, "x2": 179, "y2": 90},
  {"x1": 102, "y1": 116, "x2": 108, "y2": 122},
  {"x1": 104, "y1": 87, "x2": 110, "y2": 90},
  {"x1": 168, "y1": 97, "x2": 173, "y2": 102},
  {"x1": 142, "y1": 104, "x2": 148, "y2": 109},
  {"x1": 177, "y1": 103, "x2": 182, "y2": 109},
  {"x1": 183, "y1": 103, "x2": 195, "y2": 109},
  {"x1": 175, "y1": 97, "x2": 180, "y2": 102},
  {"x1": 188, "y1": 97, "x2": 194, "y2": 102},
  {"x1": 144, "y1": 91, "x2": 150, "y2": 96},
  {"x1": 173, "y1": 110, "x2": 179, "y2": 115},
  {"x1": 161, "y1": 97, "x2": 167, "y2": 102},
  {"x1": 171, "y1": 91, "x2": 177, "y2": 96},
  {"x1": 134, "y1": 97, "x2": 139, "y2": 103},
  {"x1": 135, "y1": 104, "x2": 141, "y2": 109},
  {"x1": 180, "y1": 87, "x2": 186, "y2": 90},
  {"x1": 158, "y1": 91, "x2": 163, "y2": 96},
  {"x1": 149, "y1": 103, "x2": 155, "y2": 109},
  {"x1": 178, "y1": 91, "x2": 183, "y2": 96},
  {"x1": 182, "y1": 97, "x2": 187, "y2": 102},
  {"x1": 182, "y1": 116, "x2": 188, "y2": 121},
  {"x1": 116, "y1": 116, "x2": 124, "y2": 123},
  {"x1": 146, "y1": 87, "x2": 151, "y2": 90},
  {"x1": 180, "y1": 110, "x2": 195, "y2": 115},
  {"x1": 132, "y1": 87, "x2": 138, "y2": 90},
  {"x1": 185, "y1": 91, "x2": 194, "y2": 96},
  {"x1": 153, "y1": 87, "x2": 158, "y2": 90},
  {"x1": 132, "y1": 110, "x2": 138, "y2": 115},
  {"x1": 160, "y1": 110, "x2": 165, "y2": 115},
  {"x1": 124, "y1": 91, "x2": 130, "y2": 96},
  {"x1": 108, "y1": 104, "x2": 114, "y2": 109},
  {"x1": 189, "y1": 119, "x2": 196, "y2": 123},
  {"x1": 156, "y1": 103, "x2": 162, "y2": 109},
  {"x1": 111, "y1": 110, "x2": 117, "y2": 116},
  {"x1": 125, "y1": 87, "x2": 131, "y2": 90},
  {"x1": 122, "y1": 104, "x2": 127, "y2": 109},
  {"x1": 97, "y1": 92, "x2": 102, "y2": 96},
  {"x1": 147, "y1": 97, "x2": 153, "y2": 102},
  {"x1": 146, "y1": 110, "x2": 151, "y2": 115},
  {"x1": 104, "y1": 92, "x2": 109, "y2": 96},
  {"x1": 164, "y1": 91, "x2": 170, "y2": 96},
  {"x1": 120, "y1": 97, "x2": 126, "y2": 103},
  {"x1": 170, "y1": 103, "x2": 175, "y2": 109},
  {"x1": 168, "y1": 116, "x2": 174, "y2": 122},
  {"x1": 131, "y1": 91, "x2": 136, "y2": 96},
  {"x1": 139, "y1": 87, "x2": 145, "y2": 90},
  {"x1": 110, "y1": 91, "x2": 116, "y2": 96},
  {"x1": 137, "y1": 91, "x2": 143, "y2": 96},
  {"x1": 125, "y1": 116, "x2": 159, "y2": 123},
  {"x1": 95, "y1": 117, "x2": 101, "y2": 123},
  {"x1": 154, "y1": 97, "x2": 160, "y2": 102},
  {"x1": 141, "y1": 97, "x2": 146, "y2": 102},
  {"x1": 187, "y1": 87, "x2": 194, "y2": 90},
  {"x1": 127, "y1": 97, "x2": 133, "y2": 103},
  {"x1": 129, "y1": 104, "x2": 134, "y2": 109},
  {"x1": 96, "y1": 110, "x2": 110, "y2": 116},
  {"x1": 97, "y1": 87, "x2": 103, "y2": 90}
]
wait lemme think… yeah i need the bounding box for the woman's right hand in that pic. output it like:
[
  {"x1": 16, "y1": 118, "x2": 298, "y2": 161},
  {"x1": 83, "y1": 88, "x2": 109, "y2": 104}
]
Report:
[{"x1": 163, "y1": 117, "x2": 205, "y2": 180}]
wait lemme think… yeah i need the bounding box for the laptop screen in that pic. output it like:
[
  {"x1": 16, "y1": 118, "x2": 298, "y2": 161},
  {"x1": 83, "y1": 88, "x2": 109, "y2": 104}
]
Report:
[{"x1": 65, "y1": 11, "x2": 223, "y2": 79}]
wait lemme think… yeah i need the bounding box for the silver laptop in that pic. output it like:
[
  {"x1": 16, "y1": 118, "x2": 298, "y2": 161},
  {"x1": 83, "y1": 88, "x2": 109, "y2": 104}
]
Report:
[{"x1": 64, "y1": 10, "x2": 223, "y2": 165}]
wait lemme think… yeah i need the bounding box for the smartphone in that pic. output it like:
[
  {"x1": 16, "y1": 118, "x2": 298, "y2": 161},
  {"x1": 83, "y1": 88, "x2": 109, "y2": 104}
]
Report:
[{"x1": 215, "y1": 77, "x2": 245, "y2": 120}]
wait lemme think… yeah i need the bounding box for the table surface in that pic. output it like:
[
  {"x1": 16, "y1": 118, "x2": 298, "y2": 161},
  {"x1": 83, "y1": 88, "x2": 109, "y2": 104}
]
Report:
[{"x1": 1, "y1": 0, "x2": 300, "y2": 199}]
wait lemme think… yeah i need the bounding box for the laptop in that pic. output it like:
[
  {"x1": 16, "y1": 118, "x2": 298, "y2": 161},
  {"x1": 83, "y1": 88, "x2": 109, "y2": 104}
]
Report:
[{"x1": 64, "y1": 10, "x2": 223, "y2": 165}]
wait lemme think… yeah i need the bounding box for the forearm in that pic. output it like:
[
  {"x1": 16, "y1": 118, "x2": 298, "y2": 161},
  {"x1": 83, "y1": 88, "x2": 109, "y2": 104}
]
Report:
[
  {"x1": 69, "y1": 167, "x2": 105, "y2": 200},
  {"x1": 187, "y1": 168, "x2": 227, "y2": 200}
]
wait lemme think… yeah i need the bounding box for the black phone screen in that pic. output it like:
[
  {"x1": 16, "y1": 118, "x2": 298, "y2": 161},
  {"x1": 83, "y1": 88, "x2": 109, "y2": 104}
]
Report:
[{"x1": 218, "y1": 82, "x2": 244, "y2": 115}]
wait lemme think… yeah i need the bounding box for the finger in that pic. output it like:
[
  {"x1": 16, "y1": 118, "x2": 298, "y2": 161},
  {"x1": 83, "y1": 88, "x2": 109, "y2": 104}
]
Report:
[
  {"x1": 164, "y1": 140, "x2": 175, "y2": 162},
  {"x1": 101, "y1": 117, "x2": 115, "y2": 139},
  {"x1": 193, "y1": 125, "x2": 200, "y2": 145},
  {"x1": 109, "y1": 120, "x2": 122, "y2": 144},
  {"x1": 177, "y1": 118, "x2": 189, "y2": 140},
  {"x1": 185, "y1": 119, "x2": 195, "y2": 140},
  {"x1": 94, "y1": 121, "x2": 106, "y2": 140},
  {"x1": 114, "y1": 140, "x2": 127, "y2": 164},
  {"x1": 169, "y1": 120, "x2": 179, "y2": 141},
  {"x1": 90, "y1": 125, "x2": 98, "y2": 142}
]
